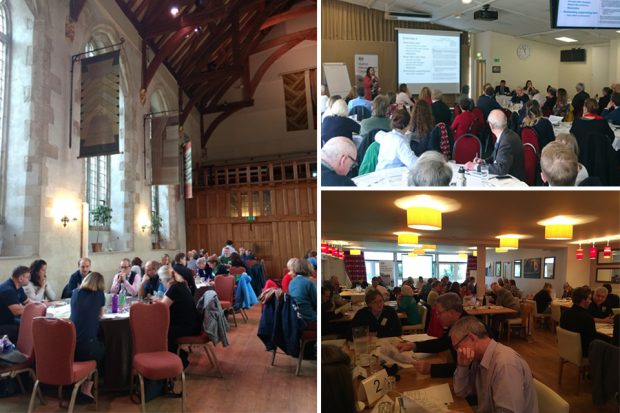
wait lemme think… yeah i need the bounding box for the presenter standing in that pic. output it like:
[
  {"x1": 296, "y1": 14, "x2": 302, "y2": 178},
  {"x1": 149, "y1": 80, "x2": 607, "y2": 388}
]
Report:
[{"x1": 364, "y1": 67, "x2": 380, "y2": 100}]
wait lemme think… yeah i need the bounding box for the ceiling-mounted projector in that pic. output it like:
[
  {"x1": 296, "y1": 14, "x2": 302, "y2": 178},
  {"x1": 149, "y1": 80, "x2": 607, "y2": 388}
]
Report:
[
  {"x1": 385, "y1": 11, "x2": 432, "y2": 22},
  {"x1": 474, "y1": 5, "x2": 498, "y2": 21}
]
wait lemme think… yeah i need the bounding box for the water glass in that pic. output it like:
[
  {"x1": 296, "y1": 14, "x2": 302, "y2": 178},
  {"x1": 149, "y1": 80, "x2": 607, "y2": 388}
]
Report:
[
  {"x1": 378, "y1": 401, "x2": 392, "y2": 413},
  {"x1": 479, "y1": 164, "x2": 489, "y2": 183},
  {"x1": 383, "y1": 376, "x2": 396, "y2": 393},
  {"x1": 352, "y1": 326, "x2": 370, "y2": 366}
]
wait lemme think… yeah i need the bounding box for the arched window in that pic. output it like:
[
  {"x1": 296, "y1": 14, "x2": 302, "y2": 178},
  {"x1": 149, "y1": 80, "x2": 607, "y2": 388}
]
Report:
[{"x1": 0, "y1": 1, "x2": 9, "y2": 223}]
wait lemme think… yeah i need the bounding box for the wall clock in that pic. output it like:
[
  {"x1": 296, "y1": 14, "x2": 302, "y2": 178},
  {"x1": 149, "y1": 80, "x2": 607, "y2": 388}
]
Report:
[{"x1": 517, "y1": 44, "x2": 531, "y2": 60}]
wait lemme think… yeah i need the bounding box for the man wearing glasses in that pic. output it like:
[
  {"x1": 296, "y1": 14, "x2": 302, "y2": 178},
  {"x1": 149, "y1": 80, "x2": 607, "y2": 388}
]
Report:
[
  {"x1": 451, "y1": 316, "x2": 538, "y2": 413},
  {"x1": 350, "y1": 289, "x2": 401, "y2": 338},
  {"x1": 321, "y1": 136, "x2": 358, "y2": 186},
  {"x1": 110, "y1": 258, "x2": 141, "y2": 296}
]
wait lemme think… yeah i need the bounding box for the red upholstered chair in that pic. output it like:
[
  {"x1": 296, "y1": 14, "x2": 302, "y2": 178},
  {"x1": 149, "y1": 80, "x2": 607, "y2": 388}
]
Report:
[
  {"x1": 129, "y1": 302, "x2": 185, "y2": 413},
  {"x1": 245, "y1": 259, "x2": 257, "y2": 269},
  {"x1": 27, "y1": 317, "x2": 98, "y2": 413},
  {"x1": 176, "y1": 331, "x2": 223, "y2": 378},
  {"x1": 214, "y1": 275, "x2": 237, "y2": 327},
  {"x1": 1, "y1": 303, "x2": 46, "y2": 404},
  {"x1": 452, "y1": 134, "x2": 482, "y2": 164},
  {"x1": 520, "y1": 127, "x2": 540, "y2": 154},
  {"x1": 523, "y1": 143, "x2": 539, "y2": 186},
  {"x1": 229, "y1": 266, "x2": 246, "y2": 276}
]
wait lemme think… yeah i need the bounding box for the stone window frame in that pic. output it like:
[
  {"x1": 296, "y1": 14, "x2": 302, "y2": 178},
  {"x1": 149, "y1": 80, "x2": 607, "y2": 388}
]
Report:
[{"x1": 0, "y1": 0, "x2": 10, "y2": 225}]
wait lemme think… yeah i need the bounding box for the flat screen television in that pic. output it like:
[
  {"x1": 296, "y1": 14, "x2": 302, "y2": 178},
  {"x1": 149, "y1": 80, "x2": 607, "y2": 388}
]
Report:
[{"x1": 550, "y1": 0, "x2": 620, "y2": 29}]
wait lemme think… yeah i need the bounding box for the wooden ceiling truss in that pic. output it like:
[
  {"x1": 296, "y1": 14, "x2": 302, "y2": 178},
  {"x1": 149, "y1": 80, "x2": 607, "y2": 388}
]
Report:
[{"x1": 113, "y1": 0, "x2": 316, "y2": 150}]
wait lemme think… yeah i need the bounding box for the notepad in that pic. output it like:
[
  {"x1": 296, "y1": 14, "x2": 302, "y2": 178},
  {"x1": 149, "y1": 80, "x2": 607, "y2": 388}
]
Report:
[{"x1": 548, "y1": 115, "x2": 563, "y2": 125}]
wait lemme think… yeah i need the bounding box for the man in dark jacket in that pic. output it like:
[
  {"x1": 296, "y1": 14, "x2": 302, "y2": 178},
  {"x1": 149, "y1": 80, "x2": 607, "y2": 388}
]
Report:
[
  {"x1": 533, "y1": 283, "x2": 553, "y2": 314},
  {"x1": 476, "y1": 86, "x2": 502, "y2": 121},
  {"x1": 572, "y1": 82, "x2": 590, "y2": 119},
  {"x1": 396, "y1": 293, "x2": 465, "y2": 377},
  {"x1": 321, "y1": 136, "x2": 357, "y2": 186},
  {"x1": 431, "y1": 89, "x2": 452, "y2": 126},
  {"x1": 560, "y1": 287, "x2": 597, "y2": 356},
  {"x1": 62, "y1": 257, "x2": 92, "y2": 298},
  {"x1": 494, "y1": 80, "x2": 511, "y2": 96}
]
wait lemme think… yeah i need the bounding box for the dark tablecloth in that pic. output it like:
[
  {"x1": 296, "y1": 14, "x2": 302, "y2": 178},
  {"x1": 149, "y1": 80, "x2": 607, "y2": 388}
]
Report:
[{"x1": 100, "y1": 317, "x2": 132, "y2": 391}]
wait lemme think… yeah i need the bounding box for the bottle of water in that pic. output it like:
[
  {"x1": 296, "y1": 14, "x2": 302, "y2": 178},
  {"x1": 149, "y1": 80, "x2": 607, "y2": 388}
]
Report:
[
  {"x1": 112, "y1": 294, "x2": 119, "y2": 313},
  {"x1": 457, "y1": 167, "x2": 467, "y2": 186},
  {"x1": 119, "y1": 288, "x2": 126, "y2": 309}
]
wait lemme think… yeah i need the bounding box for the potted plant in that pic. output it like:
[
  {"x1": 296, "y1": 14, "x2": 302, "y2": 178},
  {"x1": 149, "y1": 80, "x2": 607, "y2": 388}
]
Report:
[
  {"x1": 90, "y1": 203, "x2": 112, "y2": 252},
  {"x1": 150, "y1": 210, "x2": 163, "y2": 249}
]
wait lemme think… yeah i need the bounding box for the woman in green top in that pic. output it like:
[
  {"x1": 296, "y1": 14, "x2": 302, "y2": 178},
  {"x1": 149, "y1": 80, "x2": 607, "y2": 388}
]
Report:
[
  {"x1": 359, "y1": 95, "x2": 391, "y2": 137},
  {"x1": 398, "y1": 284, "x2": 421, "y2": 325}
]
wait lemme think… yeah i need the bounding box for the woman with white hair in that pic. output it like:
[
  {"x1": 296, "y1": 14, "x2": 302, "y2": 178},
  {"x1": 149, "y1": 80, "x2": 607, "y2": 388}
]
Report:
[
  {"x1": 398, "y1": 284, "x2": 421, "y2": 325},
  {"x1": 281, "y1": 257, "x2": 299, "y2": 293},
  {"x1": 321, "y1": 99, "x2": 361, "y2": 144}
]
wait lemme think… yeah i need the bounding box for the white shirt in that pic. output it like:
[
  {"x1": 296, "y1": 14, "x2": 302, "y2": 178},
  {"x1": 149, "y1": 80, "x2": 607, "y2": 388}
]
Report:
[{"x1": 375, "y1": 129, "x2": 418, "y2": 171}]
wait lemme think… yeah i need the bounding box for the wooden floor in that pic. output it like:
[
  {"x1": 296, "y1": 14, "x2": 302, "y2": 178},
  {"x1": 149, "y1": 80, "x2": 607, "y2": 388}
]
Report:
[
  {"x1": 1, "y1": 305, "x2": 317, "y2": 413},
  {"x1": 505, "y1": 323, "x2": 618, "y2": 413}
]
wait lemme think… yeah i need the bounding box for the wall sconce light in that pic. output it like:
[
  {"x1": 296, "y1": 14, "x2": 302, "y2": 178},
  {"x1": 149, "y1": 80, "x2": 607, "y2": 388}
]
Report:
[
  {"x1": 141, "y1": 224, "x2": 148, "y2": 233},
  {"x1": 60, "y1": 215, "x2": 77, "y2": 227}
]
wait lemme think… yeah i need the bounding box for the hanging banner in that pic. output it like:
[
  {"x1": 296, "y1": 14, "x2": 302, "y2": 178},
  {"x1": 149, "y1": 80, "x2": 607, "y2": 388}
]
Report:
[
  {"x1": 379, "y1": 260, "x2": 393, "y2": 287},
  {"x1": 184, "y1": 141, "x2": 192, "y2": 199},
  {"x1": 149, "y1": 115, "x2": 179, "y2": 185},
  {"x1": 354, "y1": 54, "x2": 379, "y2": 82},
  {"x1": 79, "y1": 50, "x2": 120, "y2": 158}
]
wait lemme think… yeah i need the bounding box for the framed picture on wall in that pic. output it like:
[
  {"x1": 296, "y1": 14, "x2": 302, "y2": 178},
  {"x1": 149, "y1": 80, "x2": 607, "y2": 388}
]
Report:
[
  {"x1": 495, "y1": 262, "x2": 501, "y2": 277},
  {"x1": 514, "y1": 260, "x2": 522, "y2": 278},
  {"x1": 596, "y1": 267, "x2": 620, "y2": 283},
  {"x1": 503, "y1": 262, "x2": 511, "y2": 278},
  {"x1": 523, "y1": 258, "x2": 542, "y2": 279},
  {"x1": 543, "y1": 256, "x2": 556, "y2": 279},
  {"x1": 597, "y1": 249, "x2": 620, "y2": 264}
]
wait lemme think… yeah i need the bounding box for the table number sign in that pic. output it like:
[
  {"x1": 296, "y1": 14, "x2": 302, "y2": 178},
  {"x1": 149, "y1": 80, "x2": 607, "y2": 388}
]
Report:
[{"x1": 361, "y1": 368, "x2": 388, "y2": 405}]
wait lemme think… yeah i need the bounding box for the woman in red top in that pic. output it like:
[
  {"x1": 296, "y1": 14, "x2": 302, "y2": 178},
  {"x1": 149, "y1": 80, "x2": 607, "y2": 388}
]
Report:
[
  {"x1": 363, "y1": 67, "x2": 379, "y2": 101},
  {"x1": 281, "y1": 257, "x2": 299, "y2": 293},
  {"x1": 451, "y1": 97, "x2": 479, "y2": 138}
]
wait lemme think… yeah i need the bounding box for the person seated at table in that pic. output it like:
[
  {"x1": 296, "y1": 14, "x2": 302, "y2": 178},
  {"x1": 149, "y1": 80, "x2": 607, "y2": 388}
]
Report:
[
  {"x1": 398, "y1": 284, "x2": 421, "y2": 325},
  {"x1": 415, "y1": 276, "x2": 425, "y2": 291},
  {"x1": 451, "y1": 97, "x2": 479, "y2": 138},
  {"x1": 601, "y1": 93, "x2": 620, "y2": 124},
  {"x1": 431, "y1": 89, "x2": 451, "y2": 126},
  {"x1": 186, "y1": 251, "x2": 199, "y2": 272},
  {"x1": 347, "y1": 85, "x2": 372, "y2": 113},
  {"x1": 327, "y1": 276, "x2": 347, "y2": 307},
  {"x1": 510, "y1": 85, "x2": 530, "y2": 105},
  {"x1": 395, "y1": 83, "x2": 414, "y2": 108},
  {"x1": 554, "y1": 133, "x2": 589, "y2": 185},
  {"x1": 602, "y1": 283, "x2": 620, "y2": 309},
  {"x1": 158, "y1": 265, "x2": 201, "y2": 368},
  {"x1": 321, "y1": 99, "x2": 361, "y2": 144},
  {"x1": 161, "y1": 254, "x2": 171, "y2": 266},
  {"x1": 62, "y1": 257, "x2": 92, "y2": 298},
  {"x1": 459, "y1": 282, "x2": 474, "y2": 304},
  {"x1": 321, "y1": 137, "x2": 357, "y2": 186},
  {"x1": 408, "y1": 150, "x2": 453, "y2": 186},
  {"x1": 598, "y1": 86, "x2": 613, "y2": 114},
  {"x1": 533, "y1": 283, "x2": 553, "y2": 315},
  {"x1": 71, "y1": 272, "x2": 105, "y2": 366},
  {"x1": 207, "y1": 254, "x2": 229, "y2": 279},
  {"x1": 368, "y1": 276, "x2": 390, "y2": 301},
  {"x1": 426, "y1": 280, "x2": 442, "y2": 307},
  {"x1": 507, "y1": 279, "x2": 521, "y2": 298},
  {"x1": 359, "y1": 95, "x2": 391, "y2": 137},
  {"x1": 418, "y1": 86, "x2": 432, "y2": 105},
  {"x1": 110, "y1": 258, "x2": 141, "y2": 297},
  {"x1": 24, "y1": 259, "x2": 56, "y2": 302},
  {"x1": 288, "y1": 258, "x2": 317, "y2": 323},
  {"x1": 305, "y1": 249, "x2": 318, "y2": 270},
  {"x1": 322, "y1": 344, "x2": 357, "y2": 413},
  {"x1": 553, "y1": 88, "x2": 571, "y2": 120},
  {"x1": 561, "y1": 282, "x2": 573, "y2": 299},
  {"x1": 540, "y1": 141, "x2": 579, "y2": 186},
  {"x1": 281, "y1": 257, "x2": 298, "y2": 293},
  {"x1": 351, "y1": 290, "x2": 402, "y2": 338},
  {"x1": 477, "y1": 86, "x2": 502, "y2": 120},
  {"x1": 572, "y1": 82, "x2": 590, "y2": 119},
  {"x1": 0, "y1": 266, "x2": 31, "y2": 343},
  {"x1": 321, "y1": 94, "x2": 342, "y2": 122},
  {"x1": 131, "y1": 257, "x2": 144, "y2": 276},
  {"x1": 542, "y1": 87, "x2": 557, "y2": 114},
  {"x1": 524, "y1": 79, "x2": 534, "y2": 94},
  {"x1": 451, "y1": 316, "x2": 539, "y2": 413},
  {"x1": 397, "y1": 293, "x2": 467, "y2": 377},
  {"x1": 521, "y1": 99, "x2": 555, "y2": 150},
  {"x1": 321, "y1": 285, "x2": 342, "y2": 325},
  {"x1": 529, "y1": 88, "x2": 546, "y2": 107},
  {"x1": 494, "y1": 80, "x2": 511, "y2": 96},
  {"x1": 419, "y1": 278, "x2": 434, "y2": 302},
  {"x1": 139, "y1": 260, "x2": 164, "y2": 299},
  {"x1": 561, "y1": 286, "x2": 597, "y2": 356},
  {"x1": 374, "y1": 108, "x2": 418, "y2": 171},
  {"x1": 464, "y1": 109, "x2": 526, "y2": 182},
  {"x1": 488, "y1": 281, "x2": 520, "y2": 334},
  {"x1": 172, "y1": 252, "x2": 197, "y2": 297},
  {"x1": 219, "y1": 247, "x2": 233, "y2": 266},
  {"x1": 589, "y1": 286, "x2": 614, "y2": 323},
  {"x1": 229, "y1": 252, "x2": 245, "y2": 269},
  {"x1": 70, "y1": 271, "x2": 105, "y2": 401},
  {"x1": 570, "y1": 98, "x2": 615, "y2": 144},
  {"x1": 195, "y1": 256, "x2": 212, "y2": 281}
]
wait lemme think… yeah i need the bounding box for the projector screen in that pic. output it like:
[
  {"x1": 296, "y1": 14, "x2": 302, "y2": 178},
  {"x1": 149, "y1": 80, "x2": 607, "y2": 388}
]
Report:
[
  {"x1": 551, "y1": 0, "x2": 620, "y2": 29},
  {"x1": 396, "y1": 28, "x2": 461, "y2": 94}
]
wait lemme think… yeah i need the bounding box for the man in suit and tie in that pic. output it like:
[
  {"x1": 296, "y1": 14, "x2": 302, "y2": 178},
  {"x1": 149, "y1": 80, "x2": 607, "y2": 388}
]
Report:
[
  {"x1": 465, "y1": 110, "x2": 525, "y2": 182},
  {"x1": 476, "y1": 86, "x2": 502, "y2": 121},
  {"x1": 494, "y1": 80, "x2": 511, "y2": 96}
]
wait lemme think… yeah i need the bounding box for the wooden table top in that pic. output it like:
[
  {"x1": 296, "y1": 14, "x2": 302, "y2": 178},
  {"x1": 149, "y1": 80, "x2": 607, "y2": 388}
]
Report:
[{"x1": 464, "y1": 305, "x2": 518, "y2": 316}]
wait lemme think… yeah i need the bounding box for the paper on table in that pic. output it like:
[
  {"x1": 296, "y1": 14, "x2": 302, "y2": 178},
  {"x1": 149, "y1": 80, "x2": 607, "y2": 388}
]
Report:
[
  {"x1": 401, "y1": 396, "x2": 448, "y2": 413},
  {"x1": 548, "y1": 115, "x2": 563, "y2": 125},
  {"x1": 322, "y1": 339, "x2": 346, "y2": 348},
  {"x1": 374, "y1": 344, "x2": 415, "y2": 368},
  {"x1": 335, "y1": 302, "x2": 351, "y2": 315},
  {"x1": 404, "y1": 383, "x2": 453, "y2": 404},
  {"x1": 401, "y1": 334, "x2": 435, "y2": 343}
]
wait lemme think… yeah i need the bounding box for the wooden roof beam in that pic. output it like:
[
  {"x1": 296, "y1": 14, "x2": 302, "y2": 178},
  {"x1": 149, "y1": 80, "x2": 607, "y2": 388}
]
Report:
[
  {"x1": 252, "y1": 27, "x2": 316, "y2": 55},
  {"x1": 144, "y1": 26, "x2": 195, "y2": 90},
  {"x1": 260, "y1": 4, "x2": 316, "y2": 30},
  {"x1": 204, "y1": 99, "x2": 254, "y2": 114},
  {"x1": 181, "y1": 65, "x2": 244, "y2": 87}
]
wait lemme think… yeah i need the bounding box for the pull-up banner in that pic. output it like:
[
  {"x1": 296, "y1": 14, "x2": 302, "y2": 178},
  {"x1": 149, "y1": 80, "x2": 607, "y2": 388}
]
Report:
[{"x1": 79, "y1": 50, "x2": 120, "y2": 158}]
